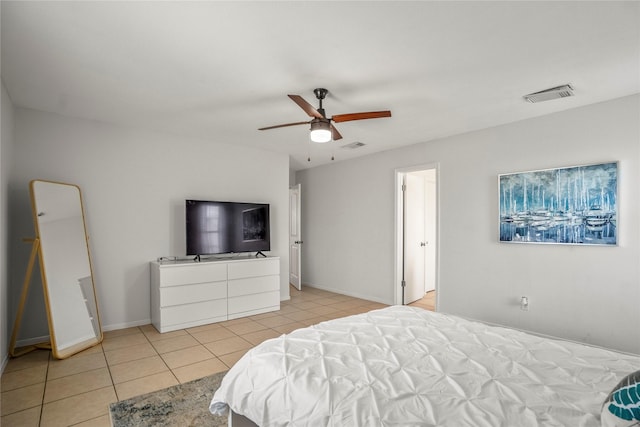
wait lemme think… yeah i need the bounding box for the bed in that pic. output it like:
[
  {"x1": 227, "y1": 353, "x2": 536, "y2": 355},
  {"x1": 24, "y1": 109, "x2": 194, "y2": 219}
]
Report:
[{"x1": 210, "y1": 305, "x2": 640, "y2": 426}]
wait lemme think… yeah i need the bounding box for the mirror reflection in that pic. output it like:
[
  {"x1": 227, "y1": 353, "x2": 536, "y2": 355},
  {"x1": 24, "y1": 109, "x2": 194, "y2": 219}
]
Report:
[{"x1": 31, "y1": 180, "x2": 102, "y2": 358}]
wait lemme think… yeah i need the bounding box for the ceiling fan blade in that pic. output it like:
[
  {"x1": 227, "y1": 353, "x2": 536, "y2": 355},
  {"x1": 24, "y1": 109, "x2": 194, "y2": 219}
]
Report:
[
  {"x1": 258, "y1": 121, "x2": 310, "y2": 131},
  {"x1": 330, "y1": 124, "x2": 343, "y2": 141},
  {"x1": 288, "y1": 95, "x2": 324, "y2": 119},
  {"x1": 331, "y1": 110, "x2": 392, "y2": 123}
]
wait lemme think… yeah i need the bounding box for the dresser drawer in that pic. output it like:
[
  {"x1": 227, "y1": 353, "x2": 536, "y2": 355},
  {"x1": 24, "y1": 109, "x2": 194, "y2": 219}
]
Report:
[
  {"x1": 228, "y1": 258, "x2": 279, "y2": 280},
  {"x1": 161, "y1": 298, "x2": 227, "y2": 327},
  {"x1": 159, "y1": 263, "x2": 227, "y2": 287},
  {"x1": 228, "y1": 290, "x2": 280, "y2": 315},
  {"x1": 228, "y1": 275, "x2": 279, "y2": 298},
  {"x1": 160, "y1": 281, "x2": 227, "y2": 307}
]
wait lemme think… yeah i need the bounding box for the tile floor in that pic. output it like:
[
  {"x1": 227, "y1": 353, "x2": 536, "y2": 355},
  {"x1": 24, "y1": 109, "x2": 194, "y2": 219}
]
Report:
[{"x1": 2, "y1": 286, "x2": 421, "y2": 427}]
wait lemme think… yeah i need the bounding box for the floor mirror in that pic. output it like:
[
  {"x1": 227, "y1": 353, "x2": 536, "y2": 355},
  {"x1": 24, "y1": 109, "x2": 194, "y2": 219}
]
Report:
[{"x1": 10, "y1": 180, "x2": 103, "y2": 359}]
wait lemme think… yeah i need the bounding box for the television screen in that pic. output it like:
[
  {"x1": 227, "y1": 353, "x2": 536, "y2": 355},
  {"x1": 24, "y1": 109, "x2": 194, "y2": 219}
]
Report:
[{"x1": 186, "y1": 200, "x2": 270, "y2": 256}]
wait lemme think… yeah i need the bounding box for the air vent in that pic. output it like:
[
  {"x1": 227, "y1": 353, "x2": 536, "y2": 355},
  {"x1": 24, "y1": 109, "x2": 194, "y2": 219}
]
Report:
[
  {"x1": 341, "y1": 142, "x2": 366, "y2": 150},
  {"x1": 524, "y1": 84, "x2": 574, "y2": 103}
]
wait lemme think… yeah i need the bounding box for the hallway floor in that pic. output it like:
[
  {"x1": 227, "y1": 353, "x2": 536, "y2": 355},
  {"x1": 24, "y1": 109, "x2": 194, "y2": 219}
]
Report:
[{"x1": 408, "y1": 290, "x2": 436, "y2": 311}]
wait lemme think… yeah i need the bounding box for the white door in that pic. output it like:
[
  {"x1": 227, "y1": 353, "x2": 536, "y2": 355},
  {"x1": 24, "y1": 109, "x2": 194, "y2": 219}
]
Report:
[
  {"x1": 289, "y1": 184, "x2": 302, "y2": 290},
  {"x1": 424, "y1": 172, "x2": 437, "y2": 293},
  {"x1": 404, "y1": 173, "x2": 426, "y2": 304}
]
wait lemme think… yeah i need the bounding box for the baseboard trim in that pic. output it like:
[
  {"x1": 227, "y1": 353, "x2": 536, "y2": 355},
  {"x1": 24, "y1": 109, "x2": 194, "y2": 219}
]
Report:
[
  {"x1": 302, "y1": 283, "x2": 391, "y2": 306},
  {"x1": 102, "y1": 318, "x2": 151, "y2": 332},
  {"x1": 15, "y1": 334, "x2": 50, "y2": 348}
]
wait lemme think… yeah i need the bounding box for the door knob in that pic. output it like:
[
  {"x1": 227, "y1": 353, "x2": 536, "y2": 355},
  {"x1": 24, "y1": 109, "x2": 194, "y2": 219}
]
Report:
[{"x1": 295, "y1": 240, "x2": 303, "y2": 244}]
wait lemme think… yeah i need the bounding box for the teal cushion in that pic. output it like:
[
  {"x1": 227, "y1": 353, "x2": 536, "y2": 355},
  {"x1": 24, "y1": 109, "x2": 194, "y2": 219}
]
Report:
[{"x1": 602, "y1": 370, "x2": 640, "y2": 427}]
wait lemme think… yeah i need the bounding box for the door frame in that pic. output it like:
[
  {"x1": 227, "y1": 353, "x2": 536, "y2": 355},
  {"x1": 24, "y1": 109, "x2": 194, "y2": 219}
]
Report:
[{"x1": 394, "y1": 163, "x2": 440, "y2": 307}]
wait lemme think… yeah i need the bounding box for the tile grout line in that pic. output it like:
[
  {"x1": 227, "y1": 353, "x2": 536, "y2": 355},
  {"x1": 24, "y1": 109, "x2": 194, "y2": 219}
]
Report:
[
  {"x1": 103, "y1": 340, "x2": 119, "y2": 403},
  {"x1": 141, "y1": 325, "x2": 181, "y2": 388},
  {"x1": 38, "y1": 353, "x2": 51, "y2": 426}
]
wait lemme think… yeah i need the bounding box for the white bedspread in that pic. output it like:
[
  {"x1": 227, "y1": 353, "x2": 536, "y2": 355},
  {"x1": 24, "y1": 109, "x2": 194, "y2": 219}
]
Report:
[{"x1": 210, "y1": 306, "x2": 639, "y2": 426}]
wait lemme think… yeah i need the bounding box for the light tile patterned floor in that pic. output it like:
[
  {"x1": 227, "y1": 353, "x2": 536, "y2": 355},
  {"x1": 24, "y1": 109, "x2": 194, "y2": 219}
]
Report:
[
  {"x1": 1, "y1": 286, "x2": 433, "y2": 426},
  {"x1": 408, "y1": 289, "x2": 436, "y2": 311}
]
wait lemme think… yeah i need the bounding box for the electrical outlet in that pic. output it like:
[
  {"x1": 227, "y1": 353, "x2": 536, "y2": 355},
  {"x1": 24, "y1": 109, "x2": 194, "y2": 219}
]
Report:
[{"x1": 520, "y1": 296, "x2": 529, "y2": 311}]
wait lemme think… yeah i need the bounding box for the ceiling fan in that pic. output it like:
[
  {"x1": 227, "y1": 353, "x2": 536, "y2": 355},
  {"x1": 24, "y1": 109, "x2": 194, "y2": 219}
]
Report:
[{"x1": 259, "y1": 88, "x2": 391, "y2": 143}]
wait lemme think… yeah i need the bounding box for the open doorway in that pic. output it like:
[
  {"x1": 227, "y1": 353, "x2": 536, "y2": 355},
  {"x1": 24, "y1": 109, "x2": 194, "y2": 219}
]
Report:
[{"x1": 394, "y1": 164, "x2": 438, "y2": 309}]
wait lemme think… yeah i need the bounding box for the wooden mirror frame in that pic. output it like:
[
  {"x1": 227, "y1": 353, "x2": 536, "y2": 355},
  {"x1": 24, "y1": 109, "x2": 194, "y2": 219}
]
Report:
[{"x1": 10, "y1": 180, "x2": 103, "y2": 359}]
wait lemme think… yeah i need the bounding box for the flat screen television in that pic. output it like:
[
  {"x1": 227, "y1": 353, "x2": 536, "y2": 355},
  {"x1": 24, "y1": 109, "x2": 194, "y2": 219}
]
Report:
[{"x1": 186, "y1": 199, "x2": 270, "y2": 257}]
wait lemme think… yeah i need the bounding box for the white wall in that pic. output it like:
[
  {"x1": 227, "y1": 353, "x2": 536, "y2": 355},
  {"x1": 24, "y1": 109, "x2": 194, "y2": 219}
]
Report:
[
  {"x1": 297, "y1": 95, "x2": 640, "y2": 354},
  {"x1": 1, "y1": 80, "x2": 15, "y2": 371},
  {"x1": 9, "y1": 108, "x2": 290, "y2": 340}
]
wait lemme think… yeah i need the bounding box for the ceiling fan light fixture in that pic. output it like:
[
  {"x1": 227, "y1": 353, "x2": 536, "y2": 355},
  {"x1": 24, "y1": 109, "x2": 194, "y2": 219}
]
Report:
[
  {"x1": 260, "y1": 88, "x2": 391, "y2": 143},
  {"x1": 310, "y1": 120, "x2": 332, "y2": 143}
]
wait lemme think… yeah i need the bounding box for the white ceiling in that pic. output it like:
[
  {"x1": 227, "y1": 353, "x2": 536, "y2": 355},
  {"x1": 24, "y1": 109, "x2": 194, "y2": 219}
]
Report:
[{"x1": 2, "y1": 1, "x2": 639, "y2": 170}]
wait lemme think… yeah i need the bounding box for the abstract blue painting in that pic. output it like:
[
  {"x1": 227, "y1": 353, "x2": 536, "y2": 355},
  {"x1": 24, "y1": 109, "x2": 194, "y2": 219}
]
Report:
[{"x1": 499, "y1": 162, "x2": 617, "y2": 245}]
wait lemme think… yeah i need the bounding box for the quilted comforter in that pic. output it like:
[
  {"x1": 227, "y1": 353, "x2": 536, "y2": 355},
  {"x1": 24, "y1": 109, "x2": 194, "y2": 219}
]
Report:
[{"x1": 210, "y1": 306, "x2": 639, "y2": 426}]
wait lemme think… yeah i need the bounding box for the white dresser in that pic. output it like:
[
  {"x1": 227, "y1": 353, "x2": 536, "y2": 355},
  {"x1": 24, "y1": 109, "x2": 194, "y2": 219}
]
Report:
[{"x1": 150, "y1": 256, "x2": 280, "y2": 333}]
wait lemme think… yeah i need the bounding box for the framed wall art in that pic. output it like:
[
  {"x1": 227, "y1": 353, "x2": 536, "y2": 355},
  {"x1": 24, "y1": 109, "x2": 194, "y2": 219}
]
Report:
[{"x1": 499, "y1": 162, "x2": 617, "y2": 245}]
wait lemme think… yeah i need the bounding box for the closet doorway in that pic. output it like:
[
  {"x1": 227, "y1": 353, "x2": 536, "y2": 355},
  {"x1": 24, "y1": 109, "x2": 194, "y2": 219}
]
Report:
[{"x1": 395, "y1": 165, "x2": 438, "y2": 308}]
